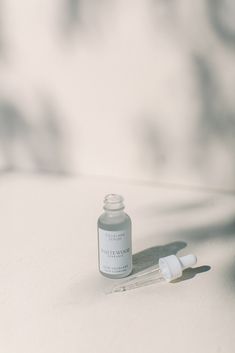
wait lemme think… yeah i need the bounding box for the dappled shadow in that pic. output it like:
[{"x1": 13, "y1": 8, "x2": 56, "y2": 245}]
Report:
[
  {"x1": 60, "y1": 0, "x2": 81, "y2": 35},
  {"x1": 0, "y1": 100, "x2": 30, "y2": 171},
  {"x1": 207, "y1": 0, "x2": 235, "y2": 48},
  {"x1": 0, "y1": 97, "x2": 70, "y2": 175},
  {"x1": 59, "y1": 0, "x2": 107, "y2": 37},
  {"x1": 172, "y1": 216, "x2": 235, "y2": 244},
  {"x1": 192, "y1": 54, "x2": 235, "y2": 174}
]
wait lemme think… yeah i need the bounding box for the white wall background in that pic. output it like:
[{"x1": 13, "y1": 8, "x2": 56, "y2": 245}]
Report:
[{"x1": 0, "y1": 0, "x2": 235, "y2": 190}]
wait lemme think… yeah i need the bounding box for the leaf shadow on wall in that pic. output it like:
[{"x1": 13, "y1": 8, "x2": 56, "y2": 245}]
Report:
[
  {"x1": 60, "y1": 0, "x2": 81, "y2": 35},
  {"x1": 192, "y1": 54, "x2": 235, "y2": 179},
  {"x1": 59, "y1": 0, "x2": 108, "y2": 37},
  {"x1": 207, "y1": 0, "x2": 235, "y2": 48},
  {"x1": 0, "y1": 97, "x2": 70, "y2": 175}
]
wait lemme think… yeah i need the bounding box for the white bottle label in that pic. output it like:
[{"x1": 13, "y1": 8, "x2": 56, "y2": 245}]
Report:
[{"x1": 98, "y1": 228, "x2": 132, "y2": 275}]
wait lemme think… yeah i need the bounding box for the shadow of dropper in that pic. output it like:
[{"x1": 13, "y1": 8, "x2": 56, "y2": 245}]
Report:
[{"x1": 172, "y1": 265, "x2": 211, "y2": 283}]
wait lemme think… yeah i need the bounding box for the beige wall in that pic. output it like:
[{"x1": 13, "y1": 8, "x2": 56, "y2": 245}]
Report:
[{"x1": 0, "y1": 0, "x2": 235, "y2": 190}]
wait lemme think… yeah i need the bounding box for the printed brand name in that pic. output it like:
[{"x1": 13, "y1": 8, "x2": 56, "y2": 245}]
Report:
[{"x1": 101, "y1": 248, "x2": 130, "y2": 256}]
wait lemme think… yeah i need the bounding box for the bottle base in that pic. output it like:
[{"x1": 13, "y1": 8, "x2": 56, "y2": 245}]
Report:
[{"x1": 99, "y1": 269, "x2": 132, "y2": 279}]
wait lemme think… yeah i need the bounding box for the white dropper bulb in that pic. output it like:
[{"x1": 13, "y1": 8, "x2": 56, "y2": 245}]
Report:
[{"x1": 159, "y1": 254, "x2": 197, "y2": 282}]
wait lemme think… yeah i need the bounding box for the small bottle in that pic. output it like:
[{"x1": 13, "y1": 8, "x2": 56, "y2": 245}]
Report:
[{"x1": 97, "y1": 194, "x2": 132, "y2": 279}]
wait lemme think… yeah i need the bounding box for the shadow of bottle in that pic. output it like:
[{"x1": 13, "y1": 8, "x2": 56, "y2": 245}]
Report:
[{"x1": 132, "y1": 241, "x2": 187, "y2": 275}]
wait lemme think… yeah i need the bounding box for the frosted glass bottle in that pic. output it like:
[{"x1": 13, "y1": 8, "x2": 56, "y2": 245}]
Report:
[{"x1": 97, "y1": 194, "x2": 132, "y2": 279}]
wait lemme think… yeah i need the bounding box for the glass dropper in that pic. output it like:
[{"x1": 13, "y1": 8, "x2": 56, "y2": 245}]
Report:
[{"x1": 107, "y1": 254, "x2": 197, "y2": 294}]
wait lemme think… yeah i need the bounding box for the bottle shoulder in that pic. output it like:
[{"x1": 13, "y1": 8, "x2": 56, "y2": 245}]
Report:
[
  {"x1": 123, "y1": 212, "x2": 131, "y2": 222},
  {"x1": 98, "y1": 211, "x2": 131, "y2": 227}
]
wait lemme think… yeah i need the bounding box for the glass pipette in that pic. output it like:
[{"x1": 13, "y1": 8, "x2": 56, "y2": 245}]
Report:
[{"x1": 108, "y1": 254, "x2": 197, "y2": 293}]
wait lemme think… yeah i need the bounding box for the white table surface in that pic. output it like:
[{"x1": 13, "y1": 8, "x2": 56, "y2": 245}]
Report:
[{"x1": 0, "y1": 175, "x2": 234, "y2": 353}]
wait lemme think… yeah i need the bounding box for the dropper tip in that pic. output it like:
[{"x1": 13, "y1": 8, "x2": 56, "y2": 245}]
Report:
[{"x1": 105, "y1": 286, "x2": 126, "y2": 294}]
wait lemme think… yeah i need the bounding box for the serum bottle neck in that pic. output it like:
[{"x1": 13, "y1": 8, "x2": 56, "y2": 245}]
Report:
[
  {"x1": 104, "y1": 209, "x2": 125, "y2": 217},
  {"x1": 103, "y1": 194, "x2": 125, "y2": 221}
]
